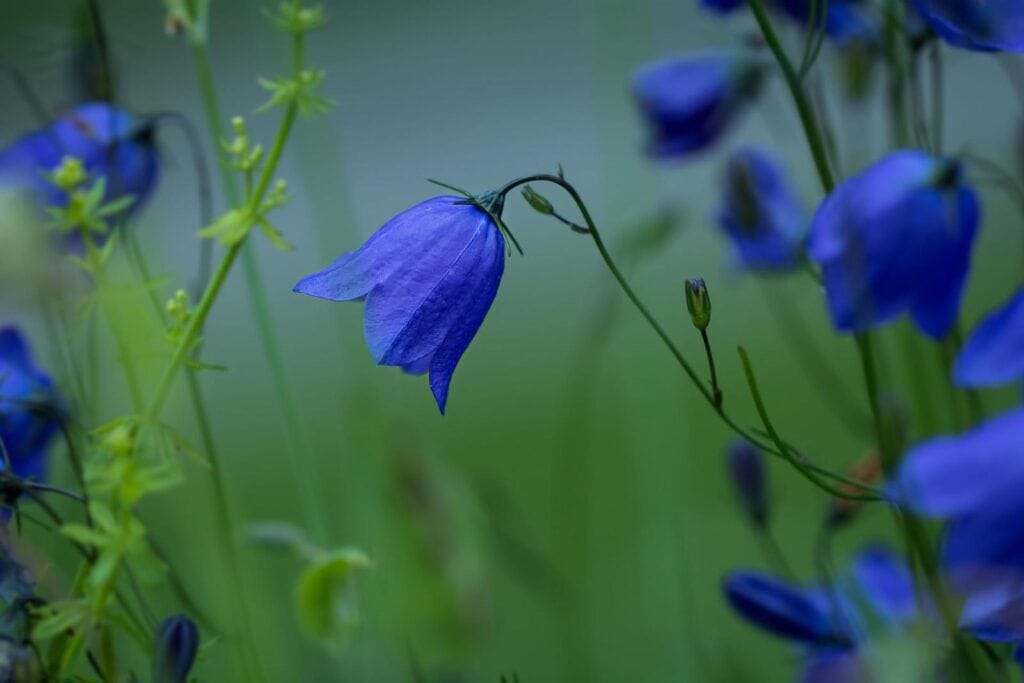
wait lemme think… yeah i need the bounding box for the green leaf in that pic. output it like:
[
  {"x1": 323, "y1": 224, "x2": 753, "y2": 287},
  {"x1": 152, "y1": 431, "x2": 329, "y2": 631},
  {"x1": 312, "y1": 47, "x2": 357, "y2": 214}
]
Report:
[
  {"x1": 197, "y1": 209, "x2": 253, "y2": 246},
  {"x1": 256, "y1": 218, "x2": 293, "y2": 251},
  {"x1": 294, "y1": 548, "x2": 371, "y2": 653},
  {"x1": 32, "y1": 600, "x2": 89, "y2": 641},
  {"x1": 60, "y1": 524, "x2": 109, "y2": 548}
]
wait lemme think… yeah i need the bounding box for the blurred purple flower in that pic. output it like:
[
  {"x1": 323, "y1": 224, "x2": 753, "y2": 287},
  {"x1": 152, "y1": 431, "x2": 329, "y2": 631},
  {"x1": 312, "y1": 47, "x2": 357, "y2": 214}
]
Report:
[
  {"x1": 807, "y1": 150, "x2": 980, "y2": 339},
  {"x1": 0, "y1": 327, "x2": 60, "y2": 485},
  {"x1": 717, "y1": 148, "x2": 805, "y2": 271},
  {"x1": 725, "y1": 440, "x2": 769, "y2": 527},
  {"x1": 294, "y1": 196, "x2": 506, "y2": 414},
  {"x1": 0, "y1": 102, "x2": 159, "y2": 219},
  {"x1": 954, "y1": 287, "x2": 1024, "y2": 388},
  {"x1": 632, "y1": 49, "x2": 766, "y2": 159},
  {"x1": 912, "y1": 0, "x2": 1024, "y2": 52}
]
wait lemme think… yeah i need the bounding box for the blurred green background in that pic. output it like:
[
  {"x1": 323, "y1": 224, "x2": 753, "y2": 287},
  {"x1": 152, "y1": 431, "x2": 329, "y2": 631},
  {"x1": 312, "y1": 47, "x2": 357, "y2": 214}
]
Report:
[{"x1": 1, "y1": 0, "x2": 1022, "y2": 680}]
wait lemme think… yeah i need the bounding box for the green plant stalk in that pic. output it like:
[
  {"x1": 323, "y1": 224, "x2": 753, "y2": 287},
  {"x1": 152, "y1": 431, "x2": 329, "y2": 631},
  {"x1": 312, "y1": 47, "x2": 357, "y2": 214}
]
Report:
[
  {"x1": 189, "y1": 31, "x2": 327, "y2": 546},
  {"x1": 498, "y1": 174, "x2": 876, "y2": 500}
]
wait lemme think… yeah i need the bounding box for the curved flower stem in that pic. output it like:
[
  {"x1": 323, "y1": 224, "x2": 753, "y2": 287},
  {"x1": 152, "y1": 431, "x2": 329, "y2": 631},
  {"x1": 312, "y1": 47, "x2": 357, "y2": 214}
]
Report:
[{"x1": 496, "y1": 175, "x2": 877, "y2": 500}]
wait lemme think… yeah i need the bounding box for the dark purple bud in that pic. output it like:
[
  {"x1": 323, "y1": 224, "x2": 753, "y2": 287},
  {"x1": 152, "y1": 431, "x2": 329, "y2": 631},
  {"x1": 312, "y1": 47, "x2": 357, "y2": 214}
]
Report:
[
  {"x1": 726, "y1": 440, "x2": 767, "y2": 527},
  {"x1": 152, "y1": 614, "x2": 199, "y2": 683}
]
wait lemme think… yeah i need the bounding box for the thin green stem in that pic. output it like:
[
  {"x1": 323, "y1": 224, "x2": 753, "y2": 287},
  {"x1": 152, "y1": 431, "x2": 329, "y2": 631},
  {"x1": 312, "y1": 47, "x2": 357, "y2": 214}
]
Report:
[
  {"x1": 738, "y1": 347, "x2": 877, "y2": 501},
  {"x1": 190, "y1": 24, "x2": 327, "y2": 546},
  {"x1": 699, "y1": 329, "x2": 722, "y2": 408},
  {"x1": 746, "y1": 0, "x2": 835, "y2": 193},
  {"x1": 496, "y1": 175, "x2": 876, "y2": 499}
]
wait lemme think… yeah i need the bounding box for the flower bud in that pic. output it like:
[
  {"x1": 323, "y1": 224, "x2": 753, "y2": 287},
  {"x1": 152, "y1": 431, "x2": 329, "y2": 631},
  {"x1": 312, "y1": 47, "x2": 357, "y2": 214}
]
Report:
[
  {"x1": 152, "y1": 614, "x2": 199, "y2": 683},
  {"x1": 685, "y1": 277, "x2": 712, "y2": 331},
  {"x1": 726, "y1": 440, "x2": 767, "y2": 528},
  {"x1": 51, "y1": 156, "x2": 87, "y2": 192},
  {"x1": 520, "y1": 185, "x2": 553, "y2": 215}
]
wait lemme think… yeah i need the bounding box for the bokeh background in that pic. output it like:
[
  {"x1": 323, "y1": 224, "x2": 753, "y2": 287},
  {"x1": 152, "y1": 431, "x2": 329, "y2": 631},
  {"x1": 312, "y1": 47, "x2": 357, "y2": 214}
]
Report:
[{"x1": 0, "y1": 0, "x2": 1021, "y2": 680}]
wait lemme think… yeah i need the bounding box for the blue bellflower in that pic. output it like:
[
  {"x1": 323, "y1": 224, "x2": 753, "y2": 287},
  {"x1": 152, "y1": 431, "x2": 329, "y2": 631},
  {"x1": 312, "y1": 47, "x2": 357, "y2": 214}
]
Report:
[
  {"x1": 725, "y1": 545, "x2": 917, "y2": 682},
  {"x1": 0, "y1": 327, "x2": 60, "y2": 484},
  {"x1": 294, "y1": 196, "x2": 506, "y2": 414},
  {"x1": 725, "y1": 440, "x2": 769, "y2": 527},
  {"x1": 912, "y1": 0, "x2": 1024, "y2": 52},
  {"x1": 0, "y1": 102, "x2": 159, "y2": 217},
  {"x1": 152, "y1": 614, "x2": 200, "y2": 683},
  {"x1": 632, "y1": 49, "x2": 766, "y2": 159},
  {"x1": 807, "y1": 150, "x2": 980, "y2": 339},
  {"x1": 954, "y1": 287, "x2": 1024, "y2": 388},
  {"x1": 717, "y1": 148, "x2": 805, "y2": 270},
  {"x1": 892, "y1": 409, "x2": 1024, "y2": 640}
]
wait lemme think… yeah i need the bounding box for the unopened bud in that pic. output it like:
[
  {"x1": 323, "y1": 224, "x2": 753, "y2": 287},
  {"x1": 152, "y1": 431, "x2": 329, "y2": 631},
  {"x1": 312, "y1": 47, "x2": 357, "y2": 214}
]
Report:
[
  {"x1": 51, "y1": 156, "x2": 87, "y2": 191},
  {"x1": 726, "y1": 440, "x2": 767, "y2": 528},
  {"x1": 685, "y1": 277, "x2": 712, "y2": 331},
  {"x1": 521, "y1": 185, "x2": 553, "y2": 215},
  {"x1": 152, "y1": 614, "x2": 199, "y2": 683}
]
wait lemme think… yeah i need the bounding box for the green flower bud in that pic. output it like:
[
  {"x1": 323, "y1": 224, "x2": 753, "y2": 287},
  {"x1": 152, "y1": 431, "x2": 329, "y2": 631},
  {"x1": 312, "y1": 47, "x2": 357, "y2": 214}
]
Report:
[
  {"x1": 685, "y1": 277, "x2": 711, "y2": 331},
  {"x1": 51, "y1": 156, "x2": 87, "y2": 192},
  {"x1": 520, "y1": 185, "x2": 553, "y2": 215}
]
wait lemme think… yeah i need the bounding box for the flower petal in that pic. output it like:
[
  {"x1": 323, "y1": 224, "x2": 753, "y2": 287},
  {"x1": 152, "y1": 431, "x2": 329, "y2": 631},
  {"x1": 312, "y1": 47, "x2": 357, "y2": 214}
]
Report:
[
  {"x1": 955, "y1": 287, "x2": 1024, "y2": 387},
  {"x1": 428, "y1": 226, "x2": 505, "y2": 414},
  {"x1": 723, "y1": 570, "x2": 841, "y2": 645},
  {"x1": 293, "y1": 196, "x2": 472, "y2": 303},
  {"x1": 891, "y1": 408, "x2": 1024, "y2": 518}
]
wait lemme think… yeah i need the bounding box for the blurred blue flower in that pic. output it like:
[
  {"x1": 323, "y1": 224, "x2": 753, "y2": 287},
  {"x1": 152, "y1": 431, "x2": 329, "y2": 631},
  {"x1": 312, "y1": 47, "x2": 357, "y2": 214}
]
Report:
[
  {"x1": 912, "y1": 0, "x2": 1024, "y2": 52},
  {"x1": 700, "y1": 0, "x2": 746, "y2": 15},
  {"x1": 0, "y1": 327, "x2": 60, "y2": 484},
  {"x1": 294, "y1": 196, "x2": 506, "y2": 414},
  {"x1": 632, "y1": 50, "x2": 766, "y2": 159},
  {"x1": 0, "y1": 102, "x2": 159, "y2": 218},
  {"x1": 153, "y1": 614, "x2": 199, "y2": 683},
  {"x1": 775, "y1": 0, "x2": 879, "y2": 46},
  {"x1": 725, "y1": 440, "x2": 768, "y2": 527},
  {"x1": 807, "y1": 150, "x2": 980, "y2": 339},
  {"x1": 954, "y1": 287, "x2": 1024, "y2": 388},
  {"x1": 724, "y1": 571, "x2": 846, "y2": 645},
  {"x1": 892, "y1": 408, "x2": 1024, "y2": 640},
  {"x1": 725, "y1": 545, "x2": 917, "y2": 681},
  {"x1": 717, "y1": 148, "x2": 805, "y2": 271}
]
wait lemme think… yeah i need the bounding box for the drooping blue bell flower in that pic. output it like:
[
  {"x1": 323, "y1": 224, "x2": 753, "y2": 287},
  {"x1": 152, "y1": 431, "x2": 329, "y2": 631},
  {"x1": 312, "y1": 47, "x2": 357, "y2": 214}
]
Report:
[
  {"x1": 774, "y1": 0, "x2": 879, "y2": 46},
  {"x1": 0, "y1": 327, "x2": 60, "y2": 484},
  {"x1": 632, "y1": 49, "x2": 766, "y2": 159},
  {"x1": 716, "y1": 148, "x2": 805, "y2": 271},
  {"x1": 725, "y1": 546, "x2": 919, "y2": 681},
  {"x1": 912, "y1": 0, "x2": 1024, "y2": 52},
  {"x1": 891, "y1": 408, "x2": 1024, "y2": 640},
  {"x1": 725, "y1": 440, "x2": 769, "y2": 527},
  {"x1": 152, "y1": 614, "x2": 199, "y2": 683},
  {"x1": 954, "y1": 287, "x2": 1024, "y2": 388},
  {"x1": 0, "y1": 102, "x2": 159, "y2": 219},
  {"x1": 294, "y1": 195, "x2": 506, "y2": 414},
  {"x1": 807, "y1": 150, "x2": 980, "y2": 339},
  {"x1": 724, "y1": 571, "x2": 846, "y2": 645}
]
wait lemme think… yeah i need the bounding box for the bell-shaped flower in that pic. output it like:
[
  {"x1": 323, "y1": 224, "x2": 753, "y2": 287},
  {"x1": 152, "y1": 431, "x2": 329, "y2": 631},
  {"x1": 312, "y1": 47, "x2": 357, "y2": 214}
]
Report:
[
  {"x1": 891, "y1": 408, "x2": 1024, "y2": 640},
  {"x1": 294, "y1": 196, "x2": 506, "y2": 414},
  {"x1": 807, "y1": 150, "x2": 980, "y2": 339},
  {"x1": 152, "y1": 614, "x2": 199, "y2": 683},
  {"x1": 725, "y1": 440, "x2": 769, "y2": 527},
  {"x1": 726, "y1": 545, "x2": 920, "y2": 681},
  {"x1": 954, "y1": 287, "x2": 1024, "y2": 387},
  {"x1": 912, "y1": 0, "x2": 1024, "y2": 52},
  {"x1": 716, "y1": 148, "x2": 805, "y2": 270},
  {"x1": 0, "y1": 327, "x2": 60, "y2": 483},
  {"x1": 632, "y1": 49, "x2": 766, "y2": 159},
  {"x1": 0, "y1": 102, "x2": 159, "y2": 218}
]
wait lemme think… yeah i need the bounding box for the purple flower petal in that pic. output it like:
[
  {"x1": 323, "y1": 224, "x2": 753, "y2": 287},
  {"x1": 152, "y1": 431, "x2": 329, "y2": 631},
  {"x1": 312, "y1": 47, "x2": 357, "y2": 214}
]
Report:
[
  {"x1": 955, "y1": 287, "x2": 1024, "y2": 388},
  {"x1": 892, "y1": 408, "x2": 1024, "y2": 518}
]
